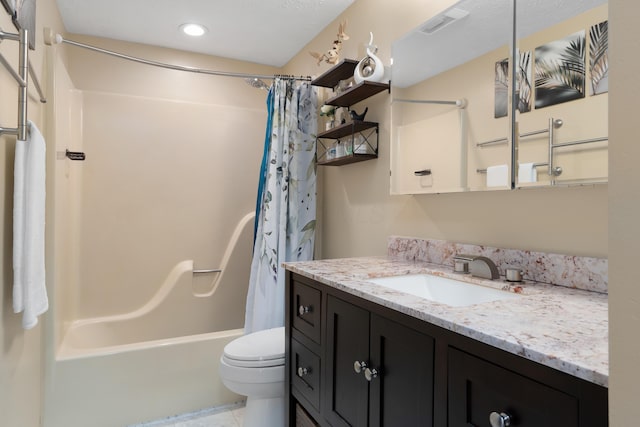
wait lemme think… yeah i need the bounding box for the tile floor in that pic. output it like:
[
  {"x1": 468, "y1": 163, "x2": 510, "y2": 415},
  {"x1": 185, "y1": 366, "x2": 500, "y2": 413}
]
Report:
[{"x1": 131, "y1": 403, "x2": 245, "y2": 427}]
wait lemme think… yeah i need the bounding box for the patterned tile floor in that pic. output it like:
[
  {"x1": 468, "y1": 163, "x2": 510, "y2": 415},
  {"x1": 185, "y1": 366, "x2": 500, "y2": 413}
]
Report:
[{"x1": 131, "y1": 403, "x2": 245, "y2": 427}]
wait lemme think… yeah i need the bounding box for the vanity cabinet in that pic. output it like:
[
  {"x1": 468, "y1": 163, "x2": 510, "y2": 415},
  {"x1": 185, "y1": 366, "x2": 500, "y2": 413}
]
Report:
[
  {"x1": 311, "y1": 59, "x2": 389, "y2": 166},
  {"x1": 325, "y1": 295, "x2": 435, "y2": 427},
  {"x1": 449, "y1": 348, "x2": 580, "y2": 426},
  {"x1": 285, "y1": 272, "x2": 608, "y2": 427}
]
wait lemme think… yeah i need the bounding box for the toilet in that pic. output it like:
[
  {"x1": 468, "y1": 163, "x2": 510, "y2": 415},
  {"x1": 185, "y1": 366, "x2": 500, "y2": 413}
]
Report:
[{"x1": 219, "y1": 327, "x2": 285, "y2": 427}]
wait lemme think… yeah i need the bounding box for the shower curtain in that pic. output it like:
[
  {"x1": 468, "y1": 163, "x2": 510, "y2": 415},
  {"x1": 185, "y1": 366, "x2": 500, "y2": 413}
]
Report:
[{"x1": 244, "y1": 78, "x2": 318, "y2": 333}]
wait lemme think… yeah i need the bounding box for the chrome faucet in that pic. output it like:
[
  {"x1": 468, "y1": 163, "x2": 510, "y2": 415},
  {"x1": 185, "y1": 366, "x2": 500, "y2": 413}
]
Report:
[{"x1": 453, "y1": 254, "x2": 500, "y2": 280}]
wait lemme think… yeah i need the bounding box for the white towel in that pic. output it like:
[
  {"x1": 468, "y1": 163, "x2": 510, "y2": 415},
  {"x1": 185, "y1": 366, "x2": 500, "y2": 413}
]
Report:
[
  {"x1": 486, "y1": 164, "x2": 509, "y2": 187},
  {"x1": 518, "y1": 162, "x2": 538, "y2": 183},
  {"x1": 13, "y1": 120, "x2": 48, "y2": 330}
]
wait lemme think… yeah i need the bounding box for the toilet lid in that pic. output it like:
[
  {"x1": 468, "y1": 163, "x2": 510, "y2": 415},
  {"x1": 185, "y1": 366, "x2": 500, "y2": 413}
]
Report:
[{"x1": 223, "y1": 327, "x2": 285, "y2": 364}]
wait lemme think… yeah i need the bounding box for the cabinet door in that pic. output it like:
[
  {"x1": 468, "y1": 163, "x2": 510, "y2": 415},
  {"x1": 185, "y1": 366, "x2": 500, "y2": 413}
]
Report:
[
  {"x1": 325, "y1": 296, "x2": 370, "y2": 427},
  {"x1": 448, "y1": 347, "x2": 579, "y2": 427},
  {"x1": 369, "y1": 314, "x2": 435, "y2": 427}
]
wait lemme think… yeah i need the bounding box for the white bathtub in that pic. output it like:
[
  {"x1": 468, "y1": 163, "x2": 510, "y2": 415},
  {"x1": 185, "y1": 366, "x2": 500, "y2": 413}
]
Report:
[
  {"x1": 44, "y1": 214, "x2": 254, "y2": 427},
  {"x1": 45, "y1": 329, "x2": 244, "y2": 427}
]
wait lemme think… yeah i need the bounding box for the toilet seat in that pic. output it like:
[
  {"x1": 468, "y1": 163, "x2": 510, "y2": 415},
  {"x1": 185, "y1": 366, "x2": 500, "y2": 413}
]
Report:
[{"x1": 222, "y1": 327, "x2": 285, "y2": 368}]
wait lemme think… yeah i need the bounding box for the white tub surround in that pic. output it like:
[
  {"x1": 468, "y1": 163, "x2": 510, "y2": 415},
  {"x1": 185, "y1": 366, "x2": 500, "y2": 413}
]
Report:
[{"x1": 284, "y1": 250, "x2": 608, "y2": 387}]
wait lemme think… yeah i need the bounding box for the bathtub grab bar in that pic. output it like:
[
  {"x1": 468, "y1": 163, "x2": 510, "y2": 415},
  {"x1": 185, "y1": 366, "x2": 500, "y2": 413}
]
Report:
[
  {"x1": 191, "y1": 212, "x2": 255, "y2": 298},
  {"x1": 193, "y1": 269, "x2": 222, "y2": 274}
]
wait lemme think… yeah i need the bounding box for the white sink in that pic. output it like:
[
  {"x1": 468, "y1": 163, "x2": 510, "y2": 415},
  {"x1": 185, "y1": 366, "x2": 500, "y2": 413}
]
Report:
[{"x1": 368, "y1": 274, "x2": 521, "y2": 307}]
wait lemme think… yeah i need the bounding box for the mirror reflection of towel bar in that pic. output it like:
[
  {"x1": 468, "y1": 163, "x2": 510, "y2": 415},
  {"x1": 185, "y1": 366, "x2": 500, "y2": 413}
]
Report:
[
  {"x1": 476, "y1": 119, "x2": 564, "y2": 147},
  {"x1": 477, "y1": 163, "x2": 549, "y2": 174}
]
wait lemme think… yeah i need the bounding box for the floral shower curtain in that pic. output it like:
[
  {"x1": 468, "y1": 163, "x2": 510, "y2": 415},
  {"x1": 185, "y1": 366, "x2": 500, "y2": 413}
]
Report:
[{"x1": 244, "y1": 78, "x2": 317, "y2": 333}]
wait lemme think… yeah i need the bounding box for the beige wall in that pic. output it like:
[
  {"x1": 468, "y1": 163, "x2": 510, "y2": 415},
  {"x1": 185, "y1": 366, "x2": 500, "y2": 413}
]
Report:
[
  {"x1": 608, "y1": 0, "x2": 640, "y2": 423},
  {"x1": 0, "y1": 0, "x2": 66, "y2": 426}
]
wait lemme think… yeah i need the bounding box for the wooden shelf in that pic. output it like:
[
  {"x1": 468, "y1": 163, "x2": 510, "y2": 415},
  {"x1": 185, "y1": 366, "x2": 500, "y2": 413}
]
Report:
[
  {"x1": 311, "y1": 59, "x2": 390, "y2": 107},
  {"x1": 317, "y1": 121, "x2": 378, "y2": 139},
  {"x1": 317, "y1": 121, "x2": 378, "y2": 166},
  {"x1": 311, "y1": 59, "x2": 359, "y2": 88},
  {"x1": 317, "y1": 153, "x2": 378, "y2": 166},
  {"x1": 324, "y1": 81, "x2": 390, "y2": 107},
  {"x1": 312, "y1": 60, "x2": 386, "y2": 167}
]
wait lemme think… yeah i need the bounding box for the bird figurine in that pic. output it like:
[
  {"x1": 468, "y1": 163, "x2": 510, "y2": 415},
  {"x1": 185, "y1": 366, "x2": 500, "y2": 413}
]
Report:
[
  {"x1": 349, "y1": 107, "x2": 368, "y2": 122},
  {"x1": 309, "y1": 20, "x2": 349, "y2": 66}
]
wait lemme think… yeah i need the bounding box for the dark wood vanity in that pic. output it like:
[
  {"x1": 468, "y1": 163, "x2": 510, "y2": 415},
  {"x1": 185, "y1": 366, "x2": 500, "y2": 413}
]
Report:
[{"x1": 285, "y1": 271, "x2": 608, "y2": 427}]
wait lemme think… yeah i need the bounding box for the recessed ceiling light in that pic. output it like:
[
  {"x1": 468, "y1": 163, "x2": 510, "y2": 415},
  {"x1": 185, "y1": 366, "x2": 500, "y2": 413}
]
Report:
[{"x1": 180, "y1": 23, "x2": 207, "y2": 37}]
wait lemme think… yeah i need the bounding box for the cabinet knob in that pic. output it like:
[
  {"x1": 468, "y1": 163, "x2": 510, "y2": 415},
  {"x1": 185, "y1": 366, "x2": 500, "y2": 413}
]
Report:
[
  {"x1": 297, "y1": 366, "x2": 310, "y2": 377},
  {"x1": 489, "y1": 412, "x2": 512, "y2": 427},
  {"x1": 353, "y1": 360, "x2": 367, "y2": 374},
  {"x1": 298, "y1": 305, "x2": 312, "y2": 316},
  {"x1": 364, "y1": 367, "x2": 379, "y2": 381}
]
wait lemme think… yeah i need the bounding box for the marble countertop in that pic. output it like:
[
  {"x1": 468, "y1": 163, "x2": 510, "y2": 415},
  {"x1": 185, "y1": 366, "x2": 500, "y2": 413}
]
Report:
[{"x1": 284, "y1": 256, "x2": 609, "y2": 387}]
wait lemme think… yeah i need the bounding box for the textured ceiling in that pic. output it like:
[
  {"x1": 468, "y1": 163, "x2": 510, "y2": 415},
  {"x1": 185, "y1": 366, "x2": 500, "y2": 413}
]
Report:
[{"x1": 55, "y1": 0, "x2": 355, "y2": 67}]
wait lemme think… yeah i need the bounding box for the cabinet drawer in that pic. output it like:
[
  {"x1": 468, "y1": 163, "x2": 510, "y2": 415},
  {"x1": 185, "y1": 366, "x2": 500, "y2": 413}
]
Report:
[
  {"x1": 448, "y1": 347, "x2": 579, "y2": 427},
  {"x1": 291, "y1": 339, "x2": 321, "y2": 411},
  {"x1": 292, "y1": 281, "x2": 321, "y2": 343}
]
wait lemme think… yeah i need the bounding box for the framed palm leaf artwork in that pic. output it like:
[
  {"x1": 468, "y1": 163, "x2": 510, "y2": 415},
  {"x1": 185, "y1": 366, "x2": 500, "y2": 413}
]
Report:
[
  {"x1": 494, "y1": 51, "x2": 532, "y2": 118},
  {"x1": 534, "y1": 30, "x2": 586, "y2": 109},
  {"x1": 494, "y1": 58, "x2": 509, "y2": 118},
  {"x1": 517, "y1": 50, "x2": 532, "y2": 113},
  {"x1": 590, "y1": 20, "x2": 608, "y2": 95}
]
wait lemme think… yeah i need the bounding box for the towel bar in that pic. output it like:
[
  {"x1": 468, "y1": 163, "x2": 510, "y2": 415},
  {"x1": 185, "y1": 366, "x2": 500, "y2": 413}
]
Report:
[
  {"x1": 0, "y1": 27, "x2": 47, "y2": 140},
  {"x1": 193, "y1": 269, "x2": 222, "y2": 274}
]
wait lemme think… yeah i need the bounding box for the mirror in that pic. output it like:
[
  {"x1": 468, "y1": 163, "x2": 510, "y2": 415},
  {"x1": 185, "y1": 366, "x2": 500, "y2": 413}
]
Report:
[
  {"x1": 515, "y1": 0, "x2": 608, "y2": 188},
  {"x1": 390, "y1": 0, "x2": 514, "y2": 194},
  {"x1": 390, "y1": 0, "x2": 608, "y2": 194}
]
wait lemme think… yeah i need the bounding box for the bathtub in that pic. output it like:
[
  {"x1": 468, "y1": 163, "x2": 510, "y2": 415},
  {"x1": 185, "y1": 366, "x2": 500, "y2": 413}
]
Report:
[
  {"x1": 44, "y1": 214, "x2": 254, "y2": 427},
  {"x1": 45, "y1": 329, "x2": 244, "y2": 427}
]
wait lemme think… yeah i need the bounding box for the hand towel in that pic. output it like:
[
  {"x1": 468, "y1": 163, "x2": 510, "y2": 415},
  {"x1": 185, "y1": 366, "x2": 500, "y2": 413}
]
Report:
[
  {"x1": 13, "y1": 120, "x2": 48, "y2": 330},
  {"x1": 518, "y1": 162, "x2": 538, "y2": 184},
  {"x1": 486, "y1": 164, "x2": 509, "y2": 187}
]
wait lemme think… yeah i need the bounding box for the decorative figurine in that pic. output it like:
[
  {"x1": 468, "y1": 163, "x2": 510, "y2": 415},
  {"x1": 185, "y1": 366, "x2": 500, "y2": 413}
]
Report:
[
  {"x1": 354, "y1": 32, "x2": 385, "y2": 83},
  {"x1": 349, "y1": 107, "x2": 368, "y2": 122},
  {"x1": 310, "y1": 20, "x2": 349, "y2": 66}
]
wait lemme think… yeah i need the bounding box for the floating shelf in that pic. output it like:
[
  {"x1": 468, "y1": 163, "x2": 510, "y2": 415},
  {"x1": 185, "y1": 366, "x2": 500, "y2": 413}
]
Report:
[
  {"x1": 317, "y1": 153, "x2": 378, "y2": 166},
  {"x1": 317, "y1": 121, "x2": 378, "y2": 139},
  {"x1": 311, "y1": 59, "x2": 359, "y2": 88},
  {"x1": 312, "y1": 60, "x2": 387, "y2": 167},
  {"x1": 324, "y1": 81, "x2": 390, "y2": 107},
  {"x1": 311, "y1": 59, "x2": 390, "y2": 107},
  {"x1": 317, "y1": 121, "x2": 378, "y2": 167}
]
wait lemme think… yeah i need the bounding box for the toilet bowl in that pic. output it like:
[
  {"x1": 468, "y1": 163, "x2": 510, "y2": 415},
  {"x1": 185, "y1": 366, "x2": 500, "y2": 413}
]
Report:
[{"x1": 219, "y1": 326, "x2": 285, "y2": 427}]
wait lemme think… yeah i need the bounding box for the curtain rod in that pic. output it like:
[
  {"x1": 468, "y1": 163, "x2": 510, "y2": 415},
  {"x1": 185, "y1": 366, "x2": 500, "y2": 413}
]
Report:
[{"x1": 43, "y1": 28, "x2": 311, "y2": 82}]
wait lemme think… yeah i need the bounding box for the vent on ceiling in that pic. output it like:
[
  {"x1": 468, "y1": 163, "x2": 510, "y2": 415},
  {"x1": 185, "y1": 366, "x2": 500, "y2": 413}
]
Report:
[{"x1": 419, "y1": 7, "x2": 469, "y2": 35}]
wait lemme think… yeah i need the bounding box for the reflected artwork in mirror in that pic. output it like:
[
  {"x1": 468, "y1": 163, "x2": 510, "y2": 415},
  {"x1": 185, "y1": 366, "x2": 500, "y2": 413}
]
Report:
[
  {"x1": 515, "y1": 0, "x2": 608, "y2": 188},
  {"x1": 389, "y1": 0, "x2": 608, "y2": 195}
]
